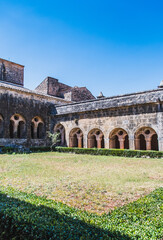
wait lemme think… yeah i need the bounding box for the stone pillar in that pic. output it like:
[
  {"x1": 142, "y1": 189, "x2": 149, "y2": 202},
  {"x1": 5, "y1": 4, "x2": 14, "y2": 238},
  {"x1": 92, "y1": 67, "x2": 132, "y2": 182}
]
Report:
[
  {"x1": 34, "y1": 125, "x2": 38, "y2": 139},
  {"x1": 83, "y1": 133, "x2": 87, "y2": 148},
  {"x1": 65, "y1": 131, "x2": 69, "y2": 147},
  {"x1": 135, "y1": 138, "x2": 140, "y2": 150},
  {"x1": 157, "y1": 111, "x2": 163, "y2": 151},
  {"x1": 104, "y1": 137, "x2": 109, "y2": 149},
  {"x1": 61, "y1": 130, "x2": 65, "y2": 145},
  {"x1": 158, "y1": 137, "x2": 163, "y2": 151},
  {"x1": 119, "y1": 138, "x2": 125, "y2": 149},
  {"x1": 129, "y1": 135, "x2": 135, "y2": 150},
  {"x1": 13, "y1": 122, "x2": 19, "y2": 138},
  {"x1": 97, "y1": 137, "x2": 102, "y2": 149},
  {"x1": 78, "y1": 136, "x2": 83, "y2": 148}
]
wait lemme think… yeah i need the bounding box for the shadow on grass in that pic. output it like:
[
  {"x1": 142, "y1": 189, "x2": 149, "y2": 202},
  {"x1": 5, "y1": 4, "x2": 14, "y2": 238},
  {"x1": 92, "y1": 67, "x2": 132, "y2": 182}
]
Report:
[{"x1": 0, "y1": 191, "x2": 132, "y2": 240}]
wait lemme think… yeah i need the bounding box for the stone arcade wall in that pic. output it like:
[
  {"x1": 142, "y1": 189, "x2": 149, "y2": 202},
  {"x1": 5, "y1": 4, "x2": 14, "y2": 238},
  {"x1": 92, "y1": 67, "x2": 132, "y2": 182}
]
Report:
[
  {"x1": 52, "y1": 88, "x2": 163, "y2": 151},
  {"x1": 0, "y1": 82, "x2": 70, "y2": 147}
]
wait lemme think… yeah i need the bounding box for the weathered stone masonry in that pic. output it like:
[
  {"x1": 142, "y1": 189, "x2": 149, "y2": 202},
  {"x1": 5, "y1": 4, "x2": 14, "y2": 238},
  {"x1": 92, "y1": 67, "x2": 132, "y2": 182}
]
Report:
[
  {"x1": 52, "y1": 89, "x2": 163, "y2": 151},
  {"x1": 0, "y1": 58, "x2": 163, "y2": 151}
]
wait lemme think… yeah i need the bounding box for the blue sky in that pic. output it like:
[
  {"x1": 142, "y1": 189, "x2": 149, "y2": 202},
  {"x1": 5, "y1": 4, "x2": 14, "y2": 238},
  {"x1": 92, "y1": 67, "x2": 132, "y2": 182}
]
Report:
[{"x1": 0, "y1": 0, "x2": 163, "y2": 97}]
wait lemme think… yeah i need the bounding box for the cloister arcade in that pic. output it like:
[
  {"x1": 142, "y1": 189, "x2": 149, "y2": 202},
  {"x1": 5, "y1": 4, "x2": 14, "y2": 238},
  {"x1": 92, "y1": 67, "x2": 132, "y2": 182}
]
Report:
[
  {"x1": 69, "y1": 128, "x2": 83, "y2": 148},
  {"x1": 0, "y1": 112, "x2": 159, "y2": 151},
  {"x1": 109, "y1": 128, "x2": 129, "y2": 149},
  {"x1": 31, "y1": 116, "x2": 45, "y2": 139},
  {"x1": 87, "y1": 129, "x2": 104, "y2": 148},
  {"x1": 10, "y1": 114, "x2": 26, "y2": 139},
  {"x1": 0, "y1": 114, "x2": 45, "y2": 140},
  {"x1": 134, "y1": 127, "x2": 158, "y2": 151},
  {"x1": 54, "y1": 124, "x2": 159, "y2": 151}
]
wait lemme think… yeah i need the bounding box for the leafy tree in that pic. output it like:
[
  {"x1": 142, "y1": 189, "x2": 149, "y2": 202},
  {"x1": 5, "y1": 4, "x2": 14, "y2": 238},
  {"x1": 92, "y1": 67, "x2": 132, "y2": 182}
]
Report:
[{"x1": 47, "y1": 131, "x2": 61, "y2": 150}]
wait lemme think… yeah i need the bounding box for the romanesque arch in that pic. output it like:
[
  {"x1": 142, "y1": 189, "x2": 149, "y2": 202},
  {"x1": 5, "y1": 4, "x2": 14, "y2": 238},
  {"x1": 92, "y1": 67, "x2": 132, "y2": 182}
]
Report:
[
  {"x1": 69, "y1": 128, "x2": 83, "y2": 148},
  {"x1": 109, "y1": 128, "x2": 129, "y2": 149},
  {"x1": 135, "y1": 127, "x2": 158, "y2": 151},
  {"x1": 10, "y1": 114, "x2": 26, "y2": 139},
  {"x1": 31, "y1": 116, "x2": 45, "y2": 139},
  {"x1": 88, "y1": 128, "x2": 104, "y2": 148},
  {"x1": 54, "y1": 123, "x2": 65, "y2": 146},
  {"x1": 0, "y1": 114, "x2": 4, "y2": 138}
]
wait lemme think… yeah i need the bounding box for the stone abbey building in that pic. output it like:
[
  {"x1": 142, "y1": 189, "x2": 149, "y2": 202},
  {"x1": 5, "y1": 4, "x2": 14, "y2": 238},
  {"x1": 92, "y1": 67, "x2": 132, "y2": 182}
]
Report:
[{"x1": 0, "y1": 58, "x2": 163, "y2": 151}]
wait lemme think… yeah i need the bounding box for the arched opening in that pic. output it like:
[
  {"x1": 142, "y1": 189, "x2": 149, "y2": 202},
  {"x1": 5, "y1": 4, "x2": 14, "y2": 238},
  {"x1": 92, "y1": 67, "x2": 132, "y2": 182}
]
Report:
[
  {"x1": 124, "y1": 135, "x2": 129, "y2": 149},
  {"x1": 88, "y1": 129, "x2": 104, "y2": 148},
  {"x1": 89, "y1": 135, "x2": 97, "y2": 148},
  {"x1": 69, "y1": 128, "x2": 83, "y2": 148},
  {"x1": 9, "y1": 120, "x2": 14, "y2": 138},
  {"x1": 0, "y1": 115, "x2": 4, "y2": 138},
  {"x1": 37, "y1": 122, "x2": 44, "y2": 139},
  {"x1": 139, "y1": 134, "x2": 146, "y2": 150},
  {"x1": 31, "y1": 122, "x2": 34, "y2": 139},
  {"x1": 10, "y1": 114, "x2": 26, "y2": 139},
  {"x1": 54, "y1": 124, "x2": 65, "y2": 146},
  {"x1": 115, "y1": 135, "x2": 120, "y2": 149},
  {"x1": 151, "y1": 134, "x2": 158, "y2": 151},
  {"x1": 109, "y1": 128, "x2": 129, "y2": 149},
  {"x1": 17, "y1": 121, "x2": 26, "y2": 139},
  {"x1": 135, "y1": 127, "x2": 158, "y2": 151},
  {"x1": 31, "y1": 116, "x2": 44, "y2": 139}
]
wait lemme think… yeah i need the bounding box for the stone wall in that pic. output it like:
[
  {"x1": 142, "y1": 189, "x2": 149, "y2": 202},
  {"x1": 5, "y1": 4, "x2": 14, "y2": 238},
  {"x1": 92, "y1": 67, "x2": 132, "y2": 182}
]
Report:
[
  {"x1": 35, "y1": 77, "x2": 95, "y2": 102},
  {"x1": 0, "y1": 82, "x2": 70, "y2": 147},
  {"x1": 52, "y1": 104, "x2": 163, "y2": 151},
  {"x1": 52, "y1": 89, "x2": 163, "y2": 151},
  {"x1": 0, "y1": 90, "x2": 51, "y2": 147},
  {"x1": 0, "y1": 58, "x2": 24, "y2": 86},
  {"x1": 54, "y1": 88, "x2": 163, "y2": 115}
]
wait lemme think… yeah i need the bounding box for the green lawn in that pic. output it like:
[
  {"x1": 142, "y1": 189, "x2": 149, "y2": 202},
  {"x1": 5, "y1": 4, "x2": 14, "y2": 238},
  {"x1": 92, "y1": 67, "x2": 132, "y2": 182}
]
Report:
[{"x1": 0, "y1": 152, "x2": 162, "y2": 214}]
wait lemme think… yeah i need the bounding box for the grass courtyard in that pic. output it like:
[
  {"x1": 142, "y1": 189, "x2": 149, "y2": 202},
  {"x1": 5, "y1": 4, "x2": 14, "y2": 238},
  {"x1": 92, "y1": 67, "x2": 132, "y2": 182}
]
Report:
[{"x1": 0, "y1": 152, "x2": 162, "y2": 214}]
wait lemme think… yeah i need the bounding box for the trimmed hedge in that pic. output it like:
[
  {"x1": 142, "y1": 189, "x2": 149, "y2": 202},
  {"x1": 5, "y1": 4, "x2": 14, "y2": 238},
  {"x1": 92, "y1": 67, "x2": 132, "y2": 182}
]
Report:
[
  {"x1": 1, "y1": 145, "x2": 163, "y2": 158},
  {"x1": 55, "y1": 146, "x2": 163, "y2": 158},
  {"x1": 0, "y1": 146, "x2": 52, "y2": 154},
  {"x1": 0, "y1": 186, "x2": 162, "y2": 239}
]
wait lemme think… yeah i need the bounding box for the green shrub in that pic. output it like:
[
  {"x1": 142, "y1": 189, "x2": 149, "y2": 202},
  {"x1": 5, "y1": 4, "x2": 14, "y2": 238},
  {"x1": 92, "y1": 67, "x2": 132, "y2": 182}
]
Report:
[
  {"x1": 0, "y1": 186, "x2": 162, "y2": 239},
  {"x1": 55, "y1": 147, "x2": 163, "y2": 158}
]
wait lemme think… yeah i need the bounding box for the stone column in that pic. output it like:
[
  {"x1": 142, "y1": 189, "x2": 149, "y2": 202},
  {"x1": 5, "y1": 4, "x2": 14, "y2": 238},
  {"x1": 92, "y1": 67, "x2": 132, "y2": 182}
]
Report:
[
  {"x1": 105, "y1": 137, "x2": 109, "y2": 149},
  {"x1": 83, "y1": 133, "x2": 87, "y2": 148},
  {"x1": 158, "y1": 137, "x2": 163, "y2": 151},
  {"x1": 34, "y1": 124, "x2": 38, "y2": 139},
  {"x1": 129, "y1": 135, "x2": 135, "y2": 150},
  {"x1": 61, "y1": 130, "x2": 65, "y2": 145},
  {"x1": 13, "y1": 121, "x2": 19, "y2": 138},
  {"x1": 78, "y1": 136, "x2": 83, "y2": 148},
  {"x1": 157, "y1": 111, "x2": 163, "y2": 151},
  {"x1": 97, "y1": 137, "x2": 102, "y2": 149},
  {"x1": 119, "y1": 138, "x2": 125, "y2": 149}
]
